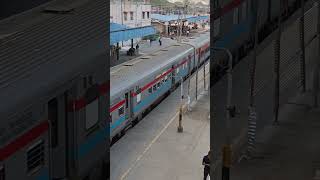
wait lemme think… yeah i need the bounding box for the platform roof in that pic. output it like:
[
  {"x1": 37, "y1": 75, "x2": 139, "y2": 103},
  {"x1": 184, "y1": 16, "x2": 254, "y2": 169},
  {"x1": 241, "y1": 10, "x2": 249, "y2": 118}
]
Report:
[
  {"x1": 110, "y1": 23, "x2": 156, "y2": 45},
  {"x1": 151, "y1": 14, "x2": 209, "y2": 23}
]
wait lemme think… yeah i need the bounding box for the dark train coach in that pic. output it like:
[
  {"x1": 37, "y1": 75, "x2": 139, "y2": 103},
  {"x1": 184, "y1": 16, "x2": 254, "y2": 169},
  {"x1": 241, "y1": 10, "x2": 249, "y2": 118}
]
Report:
[{"x1": 0, "y1": 0, "x2": 108, "y2": 179}]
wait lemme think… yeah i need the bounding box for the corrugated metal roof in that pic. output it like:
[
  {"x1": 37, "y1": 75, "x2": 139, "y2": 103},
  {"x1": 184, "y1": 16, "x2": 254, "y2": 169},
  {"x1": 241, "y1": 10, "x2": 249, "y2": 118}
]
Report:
[
  {"x1": 110, "y1": 23, "x2": 156, "y2": 45},
  {"x1": 0, "y1": 0, "x2": 107, "y2": 90},
  {"x1": 110, "y1": 23, "x2": 129, "y2": 32},
  {"x1": 151, "y1": 14, "x2": 209, "y2": 22}
]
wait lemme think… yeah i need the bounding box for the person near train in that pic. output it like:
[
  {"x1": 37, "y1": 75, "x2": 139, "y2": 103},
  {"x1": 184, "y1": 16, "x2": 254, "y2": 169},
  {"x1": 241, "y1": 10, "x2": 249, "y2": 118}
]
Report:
[{"x1": 202, "y1": 150, "x2": 212, "y2": 180}]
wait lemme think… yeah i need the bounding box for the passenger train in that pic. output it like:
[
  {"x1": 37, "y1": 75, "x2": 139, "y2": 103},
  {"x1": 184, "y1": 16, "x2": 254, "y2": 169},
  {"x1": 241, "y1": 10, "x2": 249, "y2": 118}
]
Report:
[
  {"x1": 0, "y1": 0, "x2": 310, "y2": 179},
  {"x1": 110, "y1": 32, "x2": 210, "y2": 141}
]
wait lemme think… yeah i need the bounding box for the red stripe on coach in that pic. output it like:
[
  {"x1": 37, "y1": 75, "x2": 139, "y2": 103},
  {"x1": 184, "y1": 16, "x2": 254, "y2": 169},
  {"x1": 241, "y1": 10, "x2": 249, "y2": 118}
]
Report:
[
  {"x1": 221, "y1": 0, "x2": 243, "y2": 15},
  {"x1": 110, "y1": 99, "x2": 125, "y2": 113},
  {"x1": 0, "y1": 121, "x2": 49, "y2": 161}
]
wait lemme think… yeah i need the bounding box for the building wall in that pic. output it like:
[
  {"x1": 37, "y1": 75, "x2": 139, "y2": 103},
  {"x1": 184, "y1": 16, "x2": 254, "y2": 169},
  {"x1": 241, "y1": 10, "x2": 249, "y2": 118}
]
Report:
[
  {"x1": 152, "y1": 22, "x2": 166, "y2": 34},
  {"x1": 110, "y1": 0, "x2": 152, "y2": 46},
  {"x1": 110, "y1": 0, "x2": 151, "y2": 28}
]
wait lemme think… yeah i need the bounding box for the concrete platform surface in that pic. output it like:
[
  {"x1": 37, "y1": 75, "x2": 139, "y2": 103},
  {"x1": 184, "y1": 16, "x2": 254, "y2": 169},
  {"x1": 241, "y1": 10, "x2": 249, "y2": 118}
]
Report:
[
  {"x1": 110, "y1": 62, "x2": 210, "y2": 180},
  {"x1": 120, "y1": 93, "x2": 210, "y2": 180},
  {"x1": 231, "y1": 92, "x2": 320, "y2": 180}
]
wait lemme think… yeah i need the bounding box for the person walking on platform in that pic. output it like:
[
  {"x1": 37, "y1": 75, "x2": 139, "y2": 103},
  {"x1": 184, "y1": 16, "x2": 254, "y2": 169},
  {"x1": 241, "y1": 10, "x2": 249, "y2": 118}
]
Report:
[
  {"x1": 136, "y1": 44, "x2": 139, "y2": 55},
  {"x1": 202, "y1": 151, "x2": 211, "y2": 180},
  {"x1": 159, "y1": 37, "x2": 162, "y2": 46}
]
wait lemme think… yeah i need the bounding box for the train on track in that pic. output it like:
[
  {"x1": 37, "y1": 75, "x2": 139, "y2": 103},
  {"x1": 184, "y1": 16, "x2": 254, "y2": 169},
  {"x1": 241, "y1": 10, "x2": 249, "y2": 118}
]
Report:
[
  {"x1": 110, "y1": 32, "x2": 210, "y2": 142},
  {"x1": 0, "y1": 0, "x2": 310, "y2": 179}
]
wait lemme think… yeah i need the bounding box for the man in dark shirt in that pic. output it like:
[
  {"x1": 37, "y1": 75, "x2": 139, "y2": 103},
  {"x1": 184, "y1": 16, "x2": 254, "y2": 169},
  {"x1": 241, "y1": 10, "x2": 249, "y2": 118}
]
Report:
[
  {"x1": 202, "y1": 151, "x2": 211, "y2": 180},
  {"x1": 136, "y1": 44, "x2": 139, "y2": 55}
]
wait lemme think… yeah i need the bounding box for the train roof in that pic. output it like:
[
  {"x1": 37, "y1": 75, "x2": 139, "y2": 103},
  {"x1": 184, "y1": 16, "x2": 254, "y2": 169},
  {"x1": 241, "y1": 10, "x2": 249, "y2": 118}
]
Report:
[
  {"x1": 181, "y1": 31, "x2": 210, "y2": 47},
  {"x1": 110, "y1": 44, "x2": 193, "y2": 99},
  {"x1": 110, "y1": 32, "x2": 210, "y2": 100},
  {"x1": 0, "y1": 0, "x2": 107, "y2": 117}
]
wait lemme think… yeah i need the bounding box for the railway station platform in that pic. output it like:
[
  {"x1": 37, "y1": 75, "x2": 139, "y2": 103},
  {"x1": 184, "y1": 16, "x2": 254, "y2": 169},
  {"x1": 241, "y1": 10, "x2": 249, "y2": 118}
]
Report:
[
  {"x1": 110, "y1": 28, "x2": 209, "y2": 67},
  {"x1": 110, "y1": 61, "x2": 210, "y2": 180},
  {"x1": 231, "y1": 91, "x2": 320, "y2": 180}
]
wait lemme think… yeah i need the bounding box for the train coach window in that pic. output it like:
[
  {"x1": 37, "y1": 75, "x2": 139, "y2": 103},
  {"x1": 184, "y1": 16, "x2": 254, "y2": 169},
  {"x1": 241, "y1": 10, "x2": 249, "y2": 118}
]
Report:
[
  {"x1": 148, "y1": 87, "x2": 152, "y2": 93},
  {"x1": 176, "y1": 67, "x2": 179, "y2": 74},
  {"x1": 125, "y1": 93, "x2": 129, "y2": 108},
  {"x1": 242, "y1": 1, "x2": 247, "y2": 20},
  {"x1": 118, "y1": 106, "x2": 124, "y2": 116},
  {"x1": 153, "y1": 85, "x2": 157, "y2": 91},
  {"x1": 233, "y1": 7, "x2": 239, "y2": 25},
  {"x1": 85, "y1": 99, "x2": 99, "y2": 130},
  {"x1": 83, "y1": 77, "x2": 87, "y2": 88},
  {"x1": 27, "y1": 140, "x2": 45, "y2": 174},
  {"x1": 0, "y1": 165, "x2": 4, "y2": 180},
  {"x1": 137, "y1": 93, "x2": 141, "y2": 103},
  {"x1": 48, "y1": 98, "x2": 58, "y2": 148}
]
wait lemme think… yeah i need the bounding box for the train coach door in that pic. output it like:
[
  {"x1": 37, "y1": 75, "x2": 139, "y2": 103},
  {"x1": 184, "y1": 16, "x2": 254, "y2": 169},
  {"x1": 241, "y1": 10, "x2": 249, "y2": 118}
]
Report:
[
  {"x1": 125, "y1": 92, "x2": 130, "y2": 120},
  {"x1": 172, "y1": 65, "x2": 176, "y2": 85},
  {"x1": 48, "y1": 91, "x2": 69, "y2": 179}
]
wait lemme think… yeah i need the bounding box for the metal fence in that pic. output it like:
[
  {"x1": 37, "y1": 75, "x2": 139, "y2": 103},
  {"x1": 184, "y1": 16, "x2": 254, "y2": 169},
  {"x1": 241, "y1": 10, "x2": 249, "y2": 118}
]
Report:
[{"x1": 211, "y1": 2, "x2": 320, "y2": 178}]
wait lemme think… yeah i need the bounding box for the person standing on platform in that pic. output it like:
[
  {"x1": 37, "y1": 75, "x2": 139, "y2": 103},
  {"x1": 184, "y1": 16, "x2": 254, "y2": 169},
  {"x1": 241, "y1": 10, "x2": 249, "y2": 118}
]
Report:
[
  {"x1": 159, "y1": 37, "x2": 162, "y2": 46},
  {"x1": 202, "y1": 150, "x2": 212, "y2": 180},
  {"x1": 136, "y1": 44, "x2": 139, "y2": 55}
]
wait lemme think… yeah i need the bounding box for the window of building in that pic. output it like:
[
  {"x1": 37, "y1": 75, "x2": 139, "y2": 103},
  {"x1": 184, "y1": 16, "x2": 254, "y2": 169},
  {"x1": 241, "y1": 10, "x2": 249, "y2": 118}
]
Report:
[
  {"x1": 124, "y1": 12, "x2": 128, "y2": 21},
  {"x1": 118, "y1": 106, "x2": 124, "y2": 116},
  {"x1": 85, "y1": 99, "x2": 99, "y2": 130},
  {"x1": 0, "y1": 165, "x2": 4, "y2": 180},
  {"x1": 27, "y1": 140, "x2": 45, "y2": 174},
  {"x1": 130, "y1": 12, "x2": 134, "y2": 20},
  {"x1": 142, "y1": 12, "x2": 145, "y2": 19},
  {"x1": 147, "y1": 12, "x2": 150, "y2": 19},
  {"x1": 137, "y1": 93, "x2": 141, "y2": 103}
]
